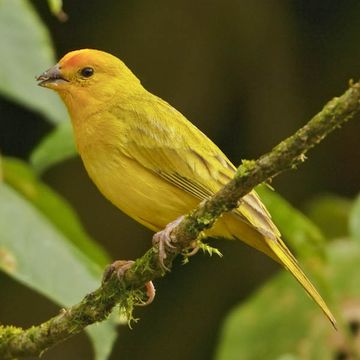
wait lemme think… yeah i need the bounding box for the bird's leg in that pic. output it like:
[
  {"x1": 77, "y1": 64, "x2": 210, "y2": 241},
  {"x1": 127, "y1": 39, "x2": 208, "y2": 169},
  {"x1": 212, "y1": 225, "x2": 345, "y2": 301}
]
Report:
[
  {"x1": 152, "y1": 216, "x2": 184, "y2": 270},
  {"x1": 103, "y1": 260, "x2": 156, "y2": 305}
]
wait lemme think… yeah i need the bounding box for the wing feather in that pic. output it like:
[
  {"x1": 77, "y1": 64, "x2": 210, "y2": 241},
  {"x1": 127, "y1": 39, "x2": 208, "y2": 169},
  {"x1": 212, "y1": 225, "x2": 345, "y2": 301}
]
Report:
[{"x1": 113, "y1": 93, "x2": 278, "y2": 239}]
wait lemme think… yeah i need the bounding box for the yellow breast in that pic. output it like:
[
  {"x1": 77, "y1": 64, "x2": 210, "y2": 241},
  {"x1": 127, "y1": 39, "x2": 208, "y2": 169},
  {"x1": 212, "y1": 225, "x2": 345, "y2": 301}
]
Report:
[{"x1": 74, "y1": 111, "x2": 199, "y2": 232}]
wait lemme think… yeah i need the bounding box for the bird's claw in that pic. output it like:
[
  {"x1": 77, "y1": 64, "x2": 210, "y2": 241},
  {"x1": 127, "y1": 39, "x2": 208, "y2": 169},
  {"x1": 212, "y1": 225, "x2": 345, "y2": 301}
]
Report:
[
  {"x1": 102, "y1": 260, "x2": 155, "y2": 306},
  {"x1": 102, "y1": 260, "x2": 134, "y2": 283},
  {"x1": 184, "y1": 243, "x2": 200, "y2": 257},
  {"x1": 137, "y1": 280, "x2": 156, "y2": 306},
  {"x1": 152, "y1": 216, "x2": 184, "y2": 270}
]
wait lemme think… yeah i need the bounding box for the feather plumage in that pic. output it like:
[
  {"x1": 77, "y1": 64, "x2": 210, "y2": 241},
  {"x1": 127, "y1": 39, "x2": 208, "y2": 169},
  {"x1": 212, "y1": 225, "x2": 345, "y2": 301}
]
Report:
[{"x1": 39, "y1": 49, "x2": 336, "y2": 328}]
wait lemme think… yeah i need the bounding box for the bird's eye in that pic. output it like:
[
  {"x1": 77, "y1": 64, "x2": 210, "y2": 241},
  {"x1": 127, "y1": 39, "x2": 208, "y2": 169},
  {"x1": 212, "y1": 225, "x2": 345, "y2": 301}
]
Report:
[{"x1": 80, "y1": 67, "x2": 94, "y2": 78}]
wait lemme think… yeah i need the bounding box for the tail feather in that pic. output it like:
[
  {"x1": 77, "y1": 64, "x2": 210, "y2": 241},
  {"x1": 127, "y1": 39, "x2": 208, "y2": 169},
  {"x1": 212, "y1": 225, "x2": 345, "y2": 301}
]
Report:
[
  {"x1": 266, "y1": 236, "x2": 337, "y2": 329},
  {"x1": 226, "y1": 191, "x2": 337, "y2": 329}
]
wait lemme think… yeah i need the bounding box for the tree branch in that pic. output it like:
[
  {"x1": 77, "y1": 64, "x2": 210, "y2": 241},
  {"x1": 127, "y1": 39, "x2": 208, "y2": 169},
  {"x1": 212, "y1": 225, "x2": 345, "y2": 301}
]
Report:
[{"x1": 1, "y1": 81, "x2": 359, "y2": 359}]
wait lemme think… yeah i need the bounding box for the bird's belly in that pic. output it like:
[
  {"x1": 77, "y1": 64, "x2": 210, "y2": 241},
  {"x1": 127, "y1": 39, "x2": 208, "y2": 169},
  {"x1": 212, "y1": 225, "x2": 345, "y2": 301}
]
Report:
[
  {"x1": 80, "y1": 145, "x2": 268, "y2": 249},
  {"x1": 81, "y1": 149, "x2": 199, "y2": 231}
]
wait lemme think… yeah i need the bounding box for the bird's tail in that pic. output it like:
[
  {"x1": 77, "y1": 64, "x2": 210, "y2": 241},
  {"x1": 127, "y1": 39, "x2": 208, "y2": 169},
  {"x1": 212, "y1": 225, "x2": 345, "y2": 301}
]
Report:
[
  {"x1": 221, "y1": 190, "x2": 337, "y2": 329},
  {"x1": 265, "y1": 234, "x2": 337, "y2": 329}
]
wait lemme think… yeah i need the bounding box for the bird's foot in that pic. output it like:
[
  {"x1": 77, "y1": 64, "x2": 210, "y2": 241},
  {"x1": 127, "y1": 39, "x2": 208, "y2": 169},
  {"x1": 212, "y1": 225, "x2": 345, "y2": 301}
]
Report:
[
  {"x1": 103, "y1": 260, "x2": 155, "y2": 306},
  {"x1": 184, "y1": 242, "x2": 201, "y2": 257},
  {"x1": 152, "y1": 216, "x2": 184, "y2": 270},
  {"x1": 181, "y1": 241, "x2": 201, "y2": 264},
  {"x1": 103, "y1": 260, "x2": 134, "y2": 283}
]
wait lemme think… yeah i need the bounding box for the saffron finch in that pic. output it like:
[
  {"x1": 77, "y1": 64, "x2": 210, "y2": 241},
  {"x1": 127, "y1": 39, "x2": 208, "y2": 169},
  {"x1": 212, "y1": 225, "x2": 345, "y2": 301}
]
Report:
[{"x1": 37, "y1": 49, "x2": 336, "y2": 328}]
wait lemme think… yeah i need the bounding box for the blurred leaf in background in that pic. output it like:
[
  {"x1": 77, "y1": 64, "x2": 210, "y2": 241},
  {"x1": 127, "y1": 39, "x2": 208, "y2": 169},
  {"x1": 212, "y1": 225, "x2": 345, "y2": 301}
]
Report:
[
  {"x1": 304, "y1": 194, "x2": 352, "y2": 239},
  {"x1": 47, "y1": 0, "x2": 68, "y2": 22},
  {"x1": 216, "y1": 193, "x2": 360, "y2": 360},
  {"x1": 349, "y1": 194, "x2": 360, "y2": 241},
  {"x1": 30, "y1": 121, "x2": 76, "y2": 174},
  {"x1": 0, "y1": 0, "x2": 67, "y2": 124},
  {"x1": 0, "y1": 1, "x2": 118, "y2": 359},
  {"x1": 2, "y1": 157, "x2": 109, "y2": 266},
  {"x1": 0, "y1": 157, "x2": 117, "y2": 360}
]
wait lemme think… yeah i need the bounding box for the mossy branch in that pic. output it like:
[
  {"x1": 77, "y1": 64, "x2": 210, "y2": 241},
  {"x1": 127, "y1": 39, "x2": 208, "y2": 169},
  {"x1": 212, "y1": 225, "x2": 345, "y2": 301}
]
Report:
[{"x1": 1, "y1": 81, "x2": 360, "y2": 359}]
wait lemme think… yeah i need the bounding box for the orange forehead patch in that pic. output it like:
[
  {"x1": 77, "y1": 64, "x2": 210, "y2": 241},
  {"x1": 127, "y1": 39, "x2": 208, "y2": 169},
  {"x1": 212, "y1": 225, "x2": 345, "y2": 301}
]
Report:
[
  {"x1": 59, "y1": 49, "x2": 95, "y2": 68},
  {"x1": 56, "y1": 49, "x2": 128, "y2": 78}
]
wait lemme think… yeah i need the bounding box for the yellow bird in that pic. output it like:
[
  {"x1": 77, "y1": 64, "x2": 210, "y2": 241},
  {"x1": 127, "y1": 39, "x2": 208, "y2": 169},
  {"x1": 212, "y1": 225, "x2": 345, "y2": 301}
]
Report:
[{"x1": 37, "y1": 49, "x2": 336, "y2": 327}]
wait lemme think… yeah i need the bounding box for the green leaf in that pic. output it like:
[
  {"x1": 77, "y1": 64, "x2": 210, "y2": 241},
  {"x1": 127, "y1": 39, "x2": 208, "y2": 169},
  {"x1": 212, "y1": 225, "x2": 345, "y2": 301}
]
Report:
[
  {"x1": 47, "y1": 0, "x2": 63, "y2": 16},
  {"x1": 215, "y1": 272, "x2": 315, "y2": 360},
  {"x1": 0, "y1": 183, "x2": 101, "y2": 301},
  {"x1": 276, "y1": 355, "x2": 300, "y2": 360},
  {"x1": 0, "y1": 0, "x2": 67, "y2": 124},
  {"x1": 30, "y1": 121, "x2": 77, "y2": 174},
  {"x1": 349, "y1": 193, "x2": 360, "y2": 242},
  {"x1": 87, "y1": 317, "x2": 118, "y2": 360},
  {"x1": 47, "y1": 0, "x2": 68, "y2": 22},
  {"x1": 256, "y1": 185, "x2": 325, "y2": 259},
  {"x1": 304, "y1": 194, "x2": 352, "y2": 239},
  {"x1": 2, "y1": 157, "x2": 109, "y2": 267},
  {"x1": 215, "y1": 240, "x2": 360, "y2": 360},
  {"x1": 48, "y1": 0, "x2": 63, "y2": 13},
  {"x1": 0, "y1": 183, "x2": 118, "y2": 360},
  {"x1": 0, "y1": 160, "x2": 118, "y2": 360}
]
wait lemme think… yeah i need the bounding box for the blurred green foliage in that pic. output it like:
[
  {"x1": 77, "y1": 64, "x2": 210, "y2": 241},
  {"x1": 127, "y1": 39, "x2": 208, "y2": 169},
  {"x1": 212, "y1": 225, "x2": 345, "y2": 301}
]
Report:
[
  {"x1": 216, "y1": 198, "x2": 360, "y2": 360},
  {"x1": 30, "y1": 121, "x2": 75, "y2": 174},
  {"x1": 0, "y1": 1, "x2": 116, "y2": 359},
  {"x1": 0, "y1": 1, "x2": 359, "y2": 360},
  {"x1": 2, "y1": 157, "x2": 109, "y2": 267},
  {"x1": 0, "y1": 0, "x2": 67, "y2": 123},
  {"x1": 350, "y1": 194, "x2": 360, "y2": 242},
  {"x1": 305, "y1": 194, "x2": 353, "y2": 239}
]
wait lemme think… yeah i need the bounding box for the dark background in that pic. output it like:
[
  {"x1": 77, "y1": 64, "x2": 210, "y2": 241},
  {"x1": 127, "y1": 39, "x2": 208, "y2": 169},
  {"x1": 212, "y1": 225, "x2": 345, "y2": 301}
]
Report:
[{"x1": 1, "y1": 1, "x2": 360, "y2": 359}]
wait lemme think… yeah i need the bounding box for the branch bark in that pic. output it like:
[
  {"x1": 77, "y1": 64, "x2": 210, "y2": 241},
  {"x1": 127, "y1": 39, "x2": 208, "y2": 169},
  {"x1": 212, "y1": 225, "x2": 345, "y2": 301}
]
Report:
[{"x1": 1, "y1": 81, "x2": 359, "y2": 359}]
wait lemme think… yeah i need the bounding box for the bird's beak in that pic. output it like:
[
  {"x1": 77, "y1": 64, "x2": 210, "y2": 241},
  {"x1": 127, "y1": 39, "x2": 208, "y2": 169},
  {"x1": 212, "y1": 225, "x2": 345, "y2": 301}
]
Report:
[{"x1": 36, "y1": 64, "x2": 69, "y2": 88}]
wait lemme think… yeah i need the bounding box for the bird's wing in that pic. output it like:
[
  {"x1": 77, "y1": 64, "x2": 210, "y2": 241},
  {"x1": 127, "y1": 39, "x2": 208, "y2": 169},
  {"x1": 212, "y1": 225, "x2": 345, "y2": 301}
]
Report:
[{"x1": 113, "y1": 93, "x2": 279, "y2": 239}]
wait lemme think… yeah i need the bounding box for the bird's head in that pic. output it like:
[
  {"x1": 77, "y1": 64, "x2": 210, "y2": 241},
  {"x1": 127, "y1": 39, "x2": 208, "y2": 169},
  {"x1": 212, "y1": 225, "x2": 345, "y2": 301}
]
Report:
[{"x1": 37, "y1": 49, "x2": 141, "y2": 111}]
